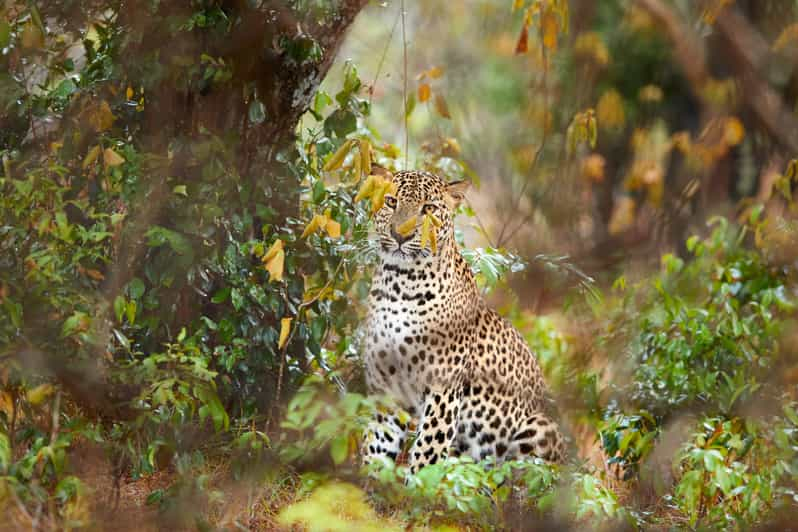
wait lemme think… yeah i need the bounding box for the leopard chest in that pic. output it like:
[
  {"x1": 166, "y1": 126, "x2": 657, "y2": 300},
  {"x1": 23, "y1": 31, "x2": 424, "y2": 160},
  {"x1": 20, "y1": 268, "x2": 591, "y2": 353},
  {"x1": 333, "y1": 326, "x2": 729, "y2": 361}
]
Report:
[{"x1": 364, "y1": 272, "x2": 451, "y2": 408}]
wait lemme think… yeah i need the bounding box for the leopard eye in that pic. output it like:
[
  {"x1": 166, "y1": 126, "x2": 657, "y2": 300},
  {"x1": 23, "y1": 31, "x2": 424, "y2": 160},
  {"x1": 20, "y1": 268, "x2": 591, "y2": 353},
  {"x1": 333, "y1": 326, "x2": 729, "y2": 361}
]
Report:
[
  {"x1": 422, "y1": 203, "x2": 436, "y2": 215},
  {"x1": 384, "y1": 195, "x2": 397, "y2": 209}
]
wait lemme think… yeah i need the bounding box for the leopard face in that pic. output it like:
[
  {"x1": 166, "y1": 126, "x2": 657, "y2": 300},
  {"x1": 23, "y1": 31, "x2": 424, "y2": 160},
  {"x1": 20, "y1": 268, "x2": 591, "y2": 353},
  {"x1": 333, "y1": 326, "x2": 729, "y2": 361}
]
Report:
[{"x1": 372, "y1": 171, "x2": 468, "y2": 263}]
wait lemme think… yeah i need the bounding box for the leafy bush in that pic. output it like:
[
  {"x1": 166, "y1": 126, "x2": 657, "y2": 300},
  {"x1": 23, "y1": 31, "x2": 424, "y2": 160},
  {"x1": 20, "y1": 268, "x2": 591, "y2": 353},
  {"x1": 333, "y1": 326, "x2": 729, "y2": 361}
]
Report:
[
  {"x1": 597, "y1": 211, "x2": 798, "y2": 527},
  {"x1": 632, "y1": 215, "x2": 794, "y2": 417}
]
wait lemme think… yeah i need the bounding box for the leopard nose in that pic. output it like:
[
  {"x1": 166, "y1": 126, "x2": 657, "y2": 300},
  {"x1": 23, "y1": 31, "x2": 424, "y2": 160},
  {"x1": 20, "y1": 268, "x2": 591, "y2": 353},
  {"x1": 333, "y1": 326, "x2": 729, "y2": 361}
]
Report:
[{"x1": 391, "y1": 227, "x2": 412, "y2": 245}]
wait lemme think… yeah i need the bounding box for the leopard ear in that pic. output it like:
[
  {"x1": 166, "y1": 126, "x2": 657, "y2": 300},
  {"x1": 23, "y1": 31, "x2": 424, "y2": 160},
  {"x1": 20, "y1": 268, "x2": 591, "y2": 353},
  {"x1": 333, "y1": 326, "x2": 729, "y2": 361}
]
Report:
[
  {"x1": 370, "y1": 164, "x2": 394, "y2": 181},
  {"x1": 445, "y1": 180, "x2": 470, "y2": 207}
]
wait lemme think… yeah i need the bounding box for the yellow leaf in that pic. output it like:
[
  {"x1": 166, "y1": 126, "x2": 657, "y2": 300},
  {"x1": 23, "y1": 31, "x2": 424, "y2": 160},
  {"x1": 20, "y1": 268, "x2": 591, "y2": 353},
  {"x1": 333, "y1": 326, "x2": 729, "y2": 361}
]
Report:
[
  {"x1": 428, "y1": 213, "x2": 443, "y2": 228},
  {"x1": 724, "y1": 117, "x2": 745, "y2": 146},
  {"x1": 325, "y1": 219, "x2": 341, "y2": 238},
  {"x1": 354, "y1": 175, "x2": 376, "y2": 202},
  {"x1": 443, "y1": 137, "x2": 461, "y2": 157},
  {"x1": 434, "y1": 94, "x2": 451, "y2": 119},
  {"x1": 85, "y1": 268, "x2": 105, "y2": 281},
  {"x1": 323, "y1": 140, "x2": 354, "y2": 172},
  {"x1": 396, "y1": 215, "x2": 418, "y2": 237},
  {"x1": 21, "y1": 22, "x2": 44, "y2": 49},
  {"x1": 0, "y1": 392, "x2": 15, "y2": 418},
  {"x1": 573, "y1": 32, "x2": 609, "y2": 66},
  {"x1": 587, "y1": 113, "x2": 598, "y2": 148},
  {"x1": 262, "y1": 239, "x2": 284, "y2": 264},
  {"x1": 371, "y1": 180, "x2": 389, "y2": 213},
  {"x1": 608, "y1": 196, "x2": 636, "y2": 235},
  {"x1": 359, "y1": 138, "x2": 372, "y2": 177},
  {"x1": 278, "y1": 317, "x2": 292, "y2": 349},
  {"x1": 418, "y1": 83, "x2": 431, "y2": 103},
  {"x1": 597, "y1": 89, "x2": 625, "y2": 130},
  {"x1": 582, "y1": 154, "x2": 606, "y2": 183},
  {"x1": 103, "y1": 148, "x2": 125, "y2": 167},
  {"x1": 541, "y1": 10, "x2": 559, "y2": 51},
  {"x1": 427, "y1": 66, "x2": 444, "y2": 79},
  {"x1": 786, "y1": 159, "x2": 798, "y2": 181},
  {"x1": 27, "y1": 384, "x2": 55, "y2": 406},
  {"x1": 774, "y1": 23, "x2": 798, "y2": 51},
  {"x1": 126, "y1": 86, "x2": 134, "y2": 100},
  {"x1": 639, "y1": 84, "x2": 663, "y2": 103},
  {"x1": 88, "y1": 101, "x2": 116, "y2": 133},
  {"x1": 82, "y1": 145, "x2": 102, "y2": 169},
  {"x1": 301, "y1": 214, "x2": 324, "y2": 239},
  {"x1": 420, "y1": 214, "x2": 432, "y2": 249},
  {"x1": 265, "y1": 249, "x2": 284, "y2": 282},
  {"x1": 429, "y1": 224, "x2": 438, "y2": 254},
  {"x1": 672, "y1": 131, "x2": 692, "y2": 153},
  {"x1": 512, "y1": 0, "x2": 524, "y2": 11}
]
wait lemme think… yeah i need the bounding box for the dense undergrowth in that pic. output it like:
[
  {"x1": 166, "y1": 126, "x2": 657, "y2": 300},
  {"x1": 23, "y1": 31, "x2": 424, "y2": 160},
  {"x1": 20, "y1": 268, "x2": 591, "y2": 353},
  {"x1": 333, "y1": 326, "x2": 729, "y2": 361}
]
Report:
[{"x1": 3, "y1": 1, "x2": 798, "y2": 530}]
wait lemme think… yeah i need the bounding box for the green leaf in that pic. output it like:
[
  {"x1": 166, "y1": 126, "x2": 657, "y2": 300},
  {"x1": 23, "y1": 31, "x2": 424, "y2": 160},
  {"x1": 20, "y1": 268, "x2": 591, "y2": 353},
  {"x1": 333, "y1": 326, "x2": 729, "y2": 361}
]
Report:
[
  {"x1": 113, "y1": 295, "x2": 126, "y2": 322},
  {"x1": 405, "y1": 93, "x2": 416, "y2": 118},
  {"x1": 211, "y1": 287, "x2": 231, "y2": 304},
  {"x1": 126, "y1": 300, "x2": 137, "y2": 325},
  {"x1": 196, "y1": 386, "x2": 229, "y2": 431},
  {"x1": 0, "y1": 20, "x2": 10, "y2": 50},
  {"x1": 312, "y1": 179, "x2": 326, "y2": 203},
  {"x1": 52, "y1": 78, "x2": 77, "y2": 101},
  {"x1": 112, "y1": 328, "x2": 130, "y2": 350},
  {"x1": 55, "y1": 476, "x2": 83, "y2": 504},
  {"x1": 61, "y1": 311, "x2": 87, "y2": 337},
  {"x1": 330, "y1": 435, "x2": 348, "y2": 465},
  {"x1": 313, "y1": 91, "x2": 333, "y2": 116},
  {"x1": 248, "y1": 99, "x2": 266, "y2": 125},
  {"x1": 146, "y1": 489, "x2": 164, "y2": 506},
  {"x1": 324, "y1": 109, "x2": 356, "y2": 138},
  {"x1": 0, "y1": 433, "x2": 10, "y2": 470},
  {"x1": 128, "y1": 278, "x2": 145, "y2": 299},
  {"x1": 145, "y1": 226, "x2": 193, "y2": 256},
  {"x1": 231, "y1": 288, "x2": 244, "y2": 310}
]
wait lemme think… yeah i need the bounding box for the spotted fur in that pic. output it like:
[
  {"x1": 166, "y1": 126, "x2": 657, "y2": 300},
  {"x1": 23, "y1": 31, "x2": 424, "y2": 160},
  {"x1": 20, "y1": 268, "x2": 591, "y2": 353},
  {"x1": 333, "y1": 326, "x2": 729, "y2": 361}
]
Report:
[{"x1": 362, "y1": 170, "x2": 565, "y2": 472}]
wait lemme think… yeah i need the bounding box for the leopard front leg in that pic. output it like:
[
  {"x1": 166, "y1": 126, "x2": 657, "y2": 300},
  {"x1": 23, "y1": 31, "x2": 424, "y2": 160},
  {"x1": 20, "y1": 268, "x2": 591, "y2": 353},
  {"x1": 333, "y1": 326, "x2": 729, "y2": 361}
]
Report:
[
  {"x1": 362, "y1": 411, "x2": 408, "y2": 469},
  {"x1": 509, "y1": 411, "x2": 566, "y2": 462},
  {"x1": 408, "y1": 386, "x2": 462, "y2": 473}
]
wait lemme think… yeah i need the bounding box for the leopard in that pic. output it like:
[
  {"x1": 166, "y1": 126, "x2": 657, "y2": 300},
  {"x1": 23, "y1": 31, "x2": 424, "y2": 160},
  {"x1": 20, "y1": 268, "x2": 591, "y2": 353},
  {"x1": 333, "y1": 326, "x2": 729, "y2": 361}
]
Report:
[{"x1": 361, "y1": 169, "x2": 565, "y2": 473}]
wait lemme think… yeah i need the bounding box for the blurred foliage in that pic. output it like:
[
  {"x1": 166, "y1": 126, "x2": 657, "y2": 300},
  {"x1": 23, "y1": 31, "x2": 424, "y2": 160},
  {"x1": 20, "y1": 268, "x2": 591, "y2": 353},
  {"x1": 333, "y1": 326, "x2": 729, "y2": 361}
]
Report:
[{"x1": 3, "y1": 0, "x2": 798, "y2": 530}]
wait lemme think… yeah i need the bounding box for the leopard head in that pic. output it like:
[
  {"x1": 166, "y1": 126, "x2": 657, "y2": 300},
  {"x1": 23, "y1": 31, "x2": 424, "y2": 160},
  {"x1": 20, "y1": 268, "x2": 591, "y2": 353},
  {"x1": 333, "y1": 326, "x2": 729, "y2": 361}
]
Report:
[{"x1": 373, "y1": 170, "x2": 469, "y2": 262}]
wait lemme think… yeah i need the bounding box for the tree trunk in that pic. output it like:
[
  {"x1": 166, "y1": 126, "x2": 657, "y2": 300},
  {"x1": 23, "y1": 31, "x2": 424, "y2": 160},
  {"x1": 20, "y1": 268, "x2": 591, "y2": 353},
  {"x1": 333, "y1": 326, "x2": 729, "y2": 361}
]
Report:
[{"x1": 45, "y1": 0, "x2": 369, "y2": 418}]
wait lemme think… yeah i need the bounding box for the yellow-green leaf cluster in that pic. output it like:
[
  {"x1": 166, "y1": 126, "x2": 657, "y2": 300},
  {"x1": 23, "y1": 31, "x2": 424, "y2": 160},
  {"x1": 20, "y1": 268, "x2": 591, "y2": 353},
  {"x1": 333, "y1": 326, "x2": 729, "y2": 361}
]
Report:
[
  {"x1": 420, "y1": 213, "x2": 442, "y2": 254},
  {"x1": 354, "y1": 175, "x2": 398, "y2": 214},
  {"x1": 567, "y1": 109, "x2": 597, "y2": 152},
  {"x1": 302, "y1": 208, "x2": 342, "y2": 239},
  {"x1": 261, "y1": 239, "x2": 285, "y2": 282}
]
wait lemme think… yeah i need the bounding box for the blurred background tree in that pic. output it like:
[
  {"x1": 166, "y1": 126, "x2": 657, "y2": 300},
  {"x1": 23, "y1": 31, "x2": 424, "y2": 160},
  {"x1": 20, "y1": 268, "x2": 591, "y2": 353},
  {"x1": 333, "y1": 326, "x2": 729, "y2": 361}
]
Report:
[{"x1": 332, "y1": 0, "x2": 798, "y2": 306}]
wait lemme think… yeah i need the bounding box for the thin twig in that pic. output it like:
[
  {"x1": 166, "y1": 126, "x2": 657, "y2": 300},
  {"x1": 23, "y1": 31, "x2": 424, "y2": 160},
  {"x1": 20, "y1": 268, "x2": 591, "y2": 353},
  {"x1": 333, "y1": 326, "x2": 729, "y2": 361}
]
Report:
[
  {"x1": 9, "y1": 389, "x2": 17, "y2": 453},
  {"x1": 49, "y1": 391, "x2": 61, "y2": 445},
  {"x1": 465, "y1": 197, "x2": 497, "y2": 248},
  {"x1": 401, "y1": 0, "x2": 409, "y2": 169},
  {"x1": 368, "y1": 7, "x2": 402, "y2": 112},
  {"x1": 270, "y1": 258, "x2": 348, "y2": 429},
  {"x1": 496, "y1": 40, "x2": 550, "y2": 247}
]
